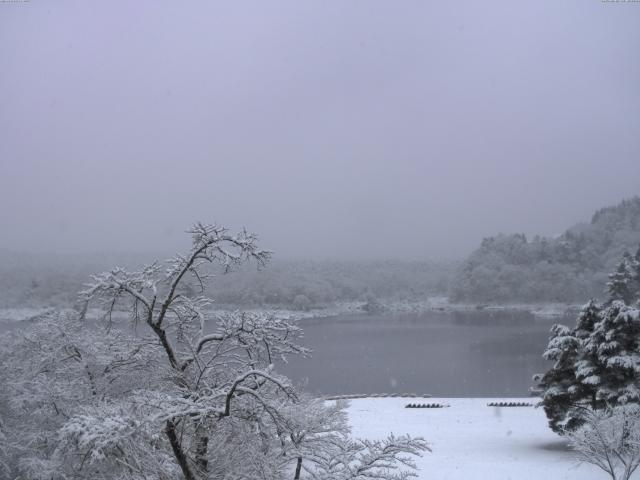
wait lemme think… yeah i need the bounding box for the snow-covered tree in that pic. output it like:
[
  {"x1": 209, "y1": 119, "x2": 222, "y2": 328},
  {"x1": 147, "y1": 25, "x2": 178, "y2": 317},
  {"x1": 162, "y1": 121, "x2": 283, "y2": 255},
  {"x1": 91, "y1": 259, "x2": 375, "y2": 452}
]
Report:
[
  {"x1": 607, "y1": 253, "x2": 636, "y2": 305},
  {"x1": 540, "y1": 250, "x2": 640, "y2": 435},
  {"x1": 278, "y1": 396, "x2": 429, "y2": 480},
  {"x1": 75, "y1": 223, "x2": 309, "y2": 479},
  {"x1": 631, "y1": 246, "x2": 640, "y2": 303},
  {"x1": 538, "y1": 300, "x2": 607, "y2": 433},
  {"x1": 0, "y1": 310, "x2": 159, "y2": 479},
  {"x1": 539, "y1": 322, "x2": 583, "y2": 433},
  {"x1": 0, "y1": 222, "x2": 428, "y2": 480},
  {"x1": 540, "y1": 300, "x2": 640, "y2": 434},
  {"x1": 573, "y1": 301, "x2": 607, "y2": 410},
  {"x1": 585, "y1": 302, "x2": 640, "y2": 406},
  {"x1": 567, "y1": 404, "x2": 640, "y2": 480},
  {"x1": 280, "y1": 396, "x2": 349, "y2": 479},
  {"x1": 309, "y1": 434, "x2": 429, "y2": 480}
]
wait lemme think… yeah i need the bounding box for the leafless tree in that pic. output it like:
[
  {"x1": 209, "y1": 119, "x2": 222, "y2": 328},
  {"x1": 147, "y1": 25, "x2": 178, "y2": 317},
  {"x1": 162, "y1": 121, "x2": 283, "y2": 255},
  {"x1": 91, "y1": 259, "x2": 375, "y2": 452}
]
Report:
[
  {"x1": 567, "y1": 405, "x2": 640, "y2": 480},
  {"x1": 78, "y1": 222, "x2": 308, "y2": 479},
  {"x1": 73, "y1": 222, "x2": 428, "y2": 480},
  {"x1": 0, "y1": 222, "x2": 428, "y2": 480}
]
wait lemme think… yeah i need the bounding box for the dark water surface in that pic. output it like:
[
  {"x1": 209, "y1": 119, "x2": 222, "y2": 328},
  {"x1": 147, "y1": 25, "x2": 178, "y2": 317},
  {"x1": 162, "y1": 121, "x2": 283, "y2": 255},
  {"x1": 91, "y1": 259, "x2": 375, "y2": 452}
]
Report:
[
  {"x1": 279, "y1": 310, "x2": 565, "y2": 397},
  {"x1": 0, "y1": 309, "x2": 566, "y2": 398}
]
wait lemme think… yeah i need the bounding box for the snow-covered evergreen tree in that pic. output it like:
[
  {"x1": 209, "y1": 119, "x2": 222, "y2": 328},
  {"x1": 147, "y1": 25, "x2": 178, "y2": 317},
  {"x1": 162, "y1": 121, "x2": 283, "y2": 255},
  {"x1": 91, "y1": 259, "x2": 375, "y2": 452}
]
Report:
[
  {"x1": 540, "y1": 249, "x2": 640, "y2": 434},
  {"x1": 586, "y1": 301, "x2": 640, "y2": 405},
  {"x1": 606, "y1": 252, "x2": 636, "y2": 305},
  {"x1": 540, "y1": 303, "x2": 599, "y2": 433},
  {"x1": 572, "y1": 301, "x2": 607, "y2": 411},
  {"x1": 630, "y1": 246, "x2": 640, "y2": 303}
]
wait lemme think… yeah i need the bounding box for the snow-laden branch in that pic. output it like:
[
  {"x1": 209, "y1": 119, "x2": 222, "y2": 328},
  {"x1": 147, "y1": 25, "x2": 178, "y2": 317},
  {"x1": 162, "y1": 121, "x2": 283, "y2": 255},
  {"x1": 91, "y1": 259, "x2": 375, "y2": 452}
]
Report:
[
  {"x1": 80, "y1": 223, "x2": 274, "y2": 371},
  {"x1": 157, "y1": 223, "x2": 271, "y2": 328},
  {"x1": 310, "y1": 433, "x2": 430, "y2": 480},
  {"x1": 80, "y1": 266, "x2": 159, "y2": 312},
  {"x1": 0, "y1": 222, "x2": 431, "y2": 480},
  {"x1": 222, "y1": 368, "x2": 297, "y2": 418},
  {"x1": 567, "y1": 405, "x2": 640, "y2": 480}
]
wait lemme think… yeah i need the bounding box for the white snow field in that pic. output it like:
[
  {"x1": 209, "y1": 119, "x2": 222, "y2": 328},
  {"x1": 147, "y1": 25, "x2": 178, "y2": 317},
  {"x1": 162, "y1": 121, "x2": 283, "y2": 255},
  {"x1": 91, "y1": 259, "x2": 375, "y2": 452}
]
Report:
[{"x1": 347, "y1": 397, "x2": 604, "y2": 480}]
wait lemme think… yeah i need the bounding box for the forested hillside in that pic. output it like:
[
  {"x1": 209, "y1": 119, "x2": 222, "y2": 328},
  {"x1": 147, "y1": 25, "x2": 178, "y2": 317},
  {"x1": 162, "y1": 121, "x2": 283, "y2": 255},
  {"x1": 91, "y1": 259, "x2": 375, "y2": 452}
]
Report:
[
  {"x1": 0, "y1": 252, "x2": 455, "y2": 310},
  {"x1": 450, "y1": 197, "x2": 640, "y2": 303},
  {"x1": 6, "y1": 198, "x2": 639, "y2": 310}
]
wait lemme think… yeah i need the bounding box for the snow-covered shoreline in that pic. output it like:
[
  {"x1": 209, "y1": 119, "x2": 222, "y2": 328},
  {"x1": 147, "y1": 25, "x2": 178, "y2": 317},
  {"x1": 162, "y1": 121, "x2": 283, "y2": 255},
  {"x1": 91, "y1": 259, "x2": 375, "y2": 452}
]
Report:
[
  {"x1": 0, "y1": 298, "x2": 582, "y2": 325},
  {"x1": 207, "y1": 297, "x2": 582, "y2": 321}
]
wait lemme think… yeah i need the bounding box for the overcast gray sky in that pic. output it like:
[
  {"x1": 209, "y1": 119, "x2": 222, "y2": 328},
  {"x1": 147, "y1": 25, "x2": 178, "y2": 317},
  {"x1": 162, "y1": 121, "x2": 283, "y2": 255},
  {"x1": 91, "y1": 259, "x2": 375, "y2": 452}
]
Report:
[{"x1": 1, "y1": 1, "x2": 639, "y2": 260}]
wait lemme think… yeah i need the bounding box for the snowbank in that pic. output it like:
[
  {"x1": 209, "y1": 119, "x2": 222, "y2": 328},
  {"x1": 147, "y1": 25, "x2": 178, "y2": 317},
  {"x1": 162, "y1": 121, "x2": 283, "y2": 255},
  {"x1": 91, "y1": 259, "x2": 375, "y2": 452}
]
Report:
[{"x1": 346, "y1": 397, "x2": 600, "y2": 480}]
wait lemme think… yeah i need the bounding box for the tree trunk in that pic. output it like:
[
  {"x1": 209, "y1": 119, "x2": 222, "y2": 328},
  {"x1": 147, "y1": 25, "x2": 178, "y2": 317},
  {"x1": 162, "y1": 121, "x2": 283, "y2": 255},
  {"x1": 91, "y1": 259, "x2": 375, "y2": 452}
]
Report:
[
  {"x1": 166, "y1": 419, "x2": 198, "y2": 480},
  {"x1": 195, "y1": 422, "x2": 209, "y2": 475},
  {"x1": 151, "y1": 324, "x2": 179, "y2": 369},
  {"x1": 294, "y1": 457, "x2": 303, "y2": 480}
]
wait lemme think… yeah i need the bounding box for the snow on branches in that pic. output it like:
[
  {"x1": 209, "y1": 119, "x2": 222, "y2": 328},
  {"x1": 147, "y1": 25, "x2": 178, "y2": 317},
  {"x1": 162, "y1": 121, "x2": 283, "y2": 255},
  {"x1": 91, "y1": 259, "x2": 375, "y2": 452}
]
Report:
[
  {"x1": 0, "y1": 222, "x2": 427, "y2": 480},
  {"x1": 567, "y1": 405, "x2": 640, "y2": 480},
  {"x1": 309, "y1": 433, "x2": 430, "y2": 480},
  {"x1": 539, "y1": 249, "x2": 640, "y2": 434}
]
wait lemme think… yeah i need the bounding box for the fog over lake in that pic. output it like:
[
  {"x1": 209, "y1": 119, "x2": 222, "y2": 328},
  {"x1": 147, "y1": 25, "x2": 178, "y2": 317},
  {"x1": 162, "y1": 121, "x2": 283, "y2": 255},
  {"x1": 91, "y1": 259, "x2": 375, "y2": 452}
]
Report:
[{"x1": 2, "y1": 2, "x2": 639, "y2": 478}]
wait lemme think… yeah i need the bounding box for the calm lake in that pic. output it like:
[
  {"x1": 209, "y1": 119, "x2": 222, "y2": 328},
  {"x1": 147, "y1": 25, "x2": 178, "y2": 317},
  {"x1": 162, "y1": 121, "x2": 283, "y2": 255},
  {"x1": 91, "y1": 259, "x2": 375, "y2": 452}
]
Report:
[
  {"x1": 279, "y1": 310, "x2": 567, "y2": 397},
  {"x1": 0, "y1": 308, "x2": 568, "y2": 398}
]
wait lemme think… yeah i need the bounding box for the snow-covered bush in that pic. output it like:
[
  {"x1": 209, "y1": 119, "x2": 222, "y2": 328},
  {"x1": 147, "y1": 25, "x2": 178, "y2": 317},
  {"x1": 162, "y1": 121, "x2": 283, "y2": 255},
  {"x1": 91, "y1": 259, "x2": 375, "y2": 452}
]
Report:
[{"x1": 567, "y1": 405, "x2": 640, "y2": 480}]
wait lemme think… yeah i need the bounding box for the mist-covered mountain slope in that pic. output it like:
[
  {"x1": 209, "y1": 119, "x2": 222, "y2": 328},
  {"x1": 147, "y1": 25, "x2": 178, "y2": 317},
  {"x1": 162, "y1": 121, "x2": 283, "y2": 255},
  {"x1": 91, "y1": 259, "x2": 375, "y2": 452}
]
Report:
[
  {"x1": 450, "y1": 197, "x2": 640, "y2": 303},
  {"x1": 0, "y1": 251, "x2": 456, "y2": 310}
]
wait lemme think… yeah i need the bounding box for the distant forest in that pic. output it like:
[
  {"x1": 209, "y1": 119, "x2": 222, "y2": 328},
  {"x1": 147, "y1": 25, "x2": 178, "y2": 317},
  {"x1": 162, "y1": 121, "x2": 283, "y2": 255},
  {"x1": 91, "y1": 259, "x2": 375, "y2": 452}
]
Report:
[
  {"x1": 450, "y1": 197, "x2": 640, "y2": 303},
  {"x1": 0, "y1": 252, "x2": 455, "y2": 310},
  {"x1": 3, "y1": 197, "x2": 639, "y2": 311}
]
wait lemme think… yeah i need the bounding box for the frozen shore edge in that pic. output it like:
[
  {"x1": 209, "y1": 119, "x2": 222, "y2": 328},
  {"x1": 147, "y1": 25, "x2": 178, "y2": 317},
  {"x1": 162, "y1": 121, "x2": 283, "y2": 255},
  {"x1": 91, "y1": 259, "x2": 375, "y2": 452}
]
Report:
[{"x1": 0, "y1": 297, "x2": 583, "y2": 324}]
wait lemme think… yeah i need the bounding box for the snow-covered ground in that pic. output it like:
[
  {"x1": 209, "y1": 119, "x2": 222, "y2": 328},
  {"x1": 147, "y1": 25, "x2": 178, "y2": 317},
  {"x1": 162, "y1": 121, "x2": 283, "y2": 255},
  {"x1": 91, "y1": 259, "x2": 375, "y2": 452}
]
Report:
[{"x1": 347, "y1": 397, "x2": 602, "y2": 480}]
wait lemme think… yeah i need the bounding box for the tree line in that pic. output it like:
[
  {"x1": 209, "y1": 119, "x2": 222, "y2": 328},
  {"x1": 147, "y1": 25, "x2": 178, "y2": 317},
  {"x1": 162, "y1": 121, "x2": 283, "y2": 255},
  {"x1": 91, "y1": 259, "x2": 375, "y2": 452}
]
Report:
[
  {"x1": 0, "y1": 252, "x2": 455, "y2": 311},
  {"x1": 451, "y1": 197, "x2": 640, "y2": 303}
]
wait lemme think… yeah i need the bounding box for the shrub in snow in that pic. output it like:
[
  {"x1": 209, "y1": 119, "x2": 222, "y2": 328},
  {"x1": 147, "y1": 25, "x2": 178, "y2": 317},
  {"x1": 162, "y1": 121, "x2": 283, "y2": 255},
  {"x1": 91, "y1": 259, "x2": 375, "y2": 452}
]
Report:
[{"x1": 567, "y1": 404, "x2": 640, "y2": 480}]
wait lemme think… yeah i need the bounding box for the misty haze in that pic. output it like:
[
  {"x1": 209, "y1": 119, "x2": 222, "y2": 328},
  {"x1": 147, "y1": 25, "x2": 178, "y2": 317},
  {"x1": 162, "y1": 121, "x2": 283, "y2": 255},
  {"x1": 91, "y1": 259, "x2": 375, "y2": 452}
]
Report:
[{"x1": 1, "y1": 2, "x2": 640, "y2": 480}]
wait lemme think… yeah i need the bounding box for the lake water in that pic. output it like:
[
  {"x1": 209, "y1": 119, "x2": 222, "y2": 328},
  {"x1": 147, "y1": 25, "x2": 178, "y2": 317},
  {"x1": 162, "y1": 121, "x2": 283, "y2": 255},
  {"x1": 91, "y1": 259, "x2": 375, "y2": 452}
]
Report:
[
  {"x1": 279, "y1": 310, "x2": 567, "y2": 397},
  {"x1": 0, "y1": 308, "x2": 569, "y2": 398}
]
